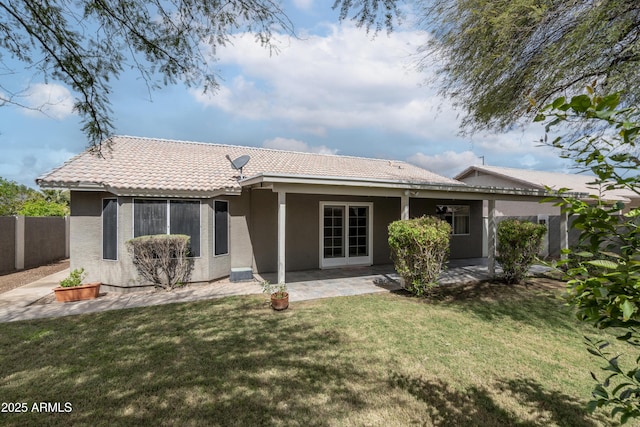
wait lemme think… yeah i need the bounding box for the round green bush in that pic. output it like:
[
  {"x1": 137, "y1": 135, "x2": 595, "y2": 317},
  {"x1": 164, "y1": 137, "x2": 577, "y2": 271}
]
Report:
[{"x1": 388, "y1": 216, "x2": 451, "y2": 296}]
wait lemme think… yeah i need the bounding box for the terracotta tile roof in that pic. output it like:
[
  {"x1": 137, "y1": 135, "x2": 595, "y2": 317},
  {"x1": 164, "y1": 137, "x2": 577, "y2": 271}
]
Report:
[
  {"x1": 38, "y1": 136, "x2": 461, "y2": 194},
  {"x1": 455, "y1": 165, "x2": 639, "y2": 201}
]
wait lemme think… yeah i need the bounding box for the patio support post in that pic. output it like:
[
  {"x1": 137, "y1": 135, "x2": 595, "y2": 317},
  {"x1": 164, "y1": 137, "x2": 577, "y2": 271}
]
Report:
[
  {"x1": 401, "y1": 192, "x2": 410, "y2": 220},
  {"x1": 560, "y1": 210, "x2": 569, "y2": 260},
  {"x1": 277, "y1": 191, "x2": 286, "y2": 284},
  {"x1": 488, "y1": 199, "x2": 496, "y2": 277}
]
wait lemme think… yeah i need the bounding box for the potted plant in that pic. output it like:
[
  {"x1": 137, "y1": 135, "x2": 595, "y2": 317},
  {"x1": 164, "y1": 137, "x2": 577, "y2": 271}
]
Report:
[
  {"x1": 53, "y1": 268, "x2": 101, "y2": 302},
  {"x1": 262, "y1": 280, "x2": 288, "y2": 311}
]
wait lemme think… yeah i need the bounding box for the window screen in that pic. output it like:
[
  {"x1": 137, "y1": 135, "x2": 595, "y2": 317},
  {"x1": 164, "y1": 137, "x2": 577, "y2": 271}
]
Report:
[
  {"x1": 134, "y1": 200, "x2": 167, "y2": 237},
  {"x1": 133, "y1": 199, "x2": 201, "y2": 258},
  {"x1": 170, "y1": 201, "x2": 200, "y2": 257},
  {"x1": 102, "y1": 199, "x2": 117, "y2": 260},
  {"x1": 214, "y1": 200, "x2": 229, "y2": 256}
]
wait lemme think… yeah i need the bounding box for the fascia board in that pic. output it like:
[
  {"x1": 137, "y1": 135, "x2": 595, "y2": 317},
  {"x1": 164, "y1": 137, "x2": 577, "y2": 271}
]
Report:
[{"x1": 245, "y1": 173, "x2": 587, "y2": 200}]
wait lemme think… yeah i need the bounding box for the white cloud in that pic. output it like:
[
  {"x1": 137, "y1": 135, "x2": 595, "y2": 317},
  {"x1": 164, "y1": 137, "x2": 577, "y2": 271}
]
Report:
[
  {"x1": 190, "y1": 21, "x2": 572, "y2": 174},
  {"x1": 192, "y1": 24, "x2": 460, "y2": 141},
  {"x1": 292, "y1": 0, "x2": 314, "y2": 11},
  {"x1": 263, "y1": 137, "x2": 338, "y2": 154},
  {"x1": 408, "y1": 150, "x2": 482, "y2": 178},
  {"x1": 22, "y1": 83, "x2": 75, "y2": 120}
]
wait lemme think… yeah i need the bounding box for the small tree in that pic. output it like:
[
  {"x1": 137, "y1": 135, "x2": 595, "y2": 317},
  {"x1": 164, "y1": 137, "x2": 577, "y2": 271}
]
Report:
[
  {"x1": 496, "y1": 219, "x2": 546, "y2": 284},
  {"x1": 18, "y1": 198, "x2": 68, "y2": 217},
  {"x1": 536, "y1": 90, "x2": 640, "y2": 424},
  {"x1": 388, "y1": 216, "x2": 451, "y2": 296},
  {"x1": 127, "y1": 234, "x2": 193, "y2": 290}
]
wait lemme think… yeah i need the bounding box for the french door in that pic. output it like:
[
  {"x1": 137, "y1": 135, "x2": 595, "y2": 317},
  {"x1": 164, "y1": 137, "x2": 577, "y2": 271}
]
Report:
[{"x1": 320, "y1": 202, "x2": 372, "y2": 268}]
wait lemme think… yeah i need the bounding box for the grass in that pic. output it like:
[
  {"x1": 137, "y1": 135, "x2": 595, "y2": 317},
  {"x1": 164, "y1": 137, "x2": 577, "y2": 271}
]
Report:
[{"x1": 0, "y1": 278, "x2": 631, "y2": 426}]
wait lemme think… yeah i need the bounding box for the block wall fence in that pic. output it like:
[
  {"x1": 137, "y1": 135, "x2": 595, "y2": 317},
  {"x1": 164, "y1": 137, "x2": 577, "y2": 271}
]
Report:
[{"x1": 0, "y1": 216, "x2": 69, "y2": 274}]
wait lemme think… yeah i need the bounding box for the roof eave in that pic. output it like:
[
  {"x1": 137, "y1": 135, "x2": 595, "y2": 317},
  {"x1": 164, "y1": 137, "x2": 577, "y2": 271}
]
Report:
[
  {"x1": 241, "y1": 173, "x2": 587, "y2": 199},
  {"x1": 36, "y1": 180, "x2": 241, "y2": 198},
  {"x1": 240, "y1": 172, "x2": 465, "y2": 189}
]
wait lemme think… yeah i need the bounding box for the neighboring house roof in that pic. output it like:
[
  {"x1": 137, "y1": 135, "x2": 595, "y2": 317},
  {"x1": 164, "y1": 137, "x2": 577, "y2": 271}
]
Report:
[
  {"x1": 455, "y1": 165, "x2": 639, "y2": 202},
  {"x1": 37, "y1": 136, "x2": 462, "y2": 196}
]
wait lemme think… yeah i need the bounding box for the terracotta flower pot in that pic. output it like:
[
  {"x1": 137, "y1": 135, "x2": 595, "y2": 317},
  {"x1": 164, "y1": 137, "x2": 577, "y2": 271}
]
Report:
[
  {"x1": 54, "y1": 282, "x2": 101, "y2": 303},
  {"x1": 270, "y1": 292, "x2": 289, "y2": 311}
]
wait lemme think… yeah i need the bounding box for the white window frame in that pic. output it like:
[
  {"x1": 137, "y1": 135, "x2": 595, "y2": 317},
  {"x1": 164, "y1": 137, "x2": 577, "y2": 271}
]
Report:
[
  {"x1": 319, "y1": 201, "x2": 373, "y2": 268},
  {"x1": 437, "y1": 205, "x2": 471, "y2": 236}
]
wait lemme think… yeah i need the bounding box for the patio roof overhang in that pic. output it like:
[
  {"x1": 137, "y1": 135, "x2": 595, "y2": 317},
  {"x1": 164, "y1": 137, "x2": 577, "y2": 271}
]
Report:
[
  {"x1": 241, "y1": 172, "x2": 586, "y2": 285},
  {"x1": 240, "y1": 172, "x2": 588, "y2": 201}
]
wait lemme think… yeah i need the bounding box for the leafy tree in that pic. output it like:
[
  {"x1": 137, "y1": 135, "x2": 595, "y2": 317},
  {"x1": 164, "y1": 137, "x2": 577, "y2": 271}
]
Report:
[
  {"x1": 41, "y1": 189, "x2": 70, "y2": 206},
  {"x1": 18, "y1": 198, "x2": 68, "y2": 217},
  {"x1": 0, "y1": 177, "x2": 37, "y2": 215},
  {"x1": 537, "y1": 90, "x2": 640, "y2": 424},
  {"x1": 1, "y1": 0, "x2": 294, "y2": 149},
  {"x1": 0, "y1": 177, "x2": 70, "y2": 216},
  {"x1": 334, "y1": 0, "x2": 640, "y2": 132}
]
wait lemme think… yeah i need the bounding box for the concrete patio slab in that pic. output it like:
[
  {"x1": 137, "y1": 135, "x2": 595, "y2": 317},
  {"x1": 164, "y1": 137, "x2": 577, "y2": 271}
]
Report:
[{"x1": 0, "y1": 258, "x2": 551, "y2": 323}]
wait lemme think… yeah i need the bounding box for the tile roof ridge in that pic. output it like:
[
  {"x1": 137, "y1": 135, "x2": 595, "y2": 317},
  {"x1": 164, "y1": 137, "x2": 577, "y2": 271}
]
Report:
[
  {"x1": 114, "y1": 134, "x2": 229, "y2": 149},
  {"x1": 113, "y1": 134, "x2": 418, "y2": 165},
  {"x1": 477, "y1": 164, "x2": 595, "y2": 178}
]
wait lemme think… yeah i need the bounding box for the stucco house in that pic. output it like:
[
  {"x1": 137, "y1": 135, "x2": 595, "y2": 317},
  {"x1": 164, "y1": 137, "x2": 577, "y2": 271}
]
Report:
[
  {"x1": 455, "y1": 165, "x2": 640, "y2": 257},
  {"x1": 37, "y1": 136, "x2": 557, "y2": 290}
]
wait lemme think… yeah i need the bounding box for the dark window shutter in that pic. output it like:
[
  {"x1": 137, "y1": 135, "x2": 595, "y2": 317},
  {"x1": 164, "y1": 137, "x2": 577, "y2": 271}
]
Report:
[
  {"x1": 214, "y1": 200, "x2": 229, "y2": 256},
  {"x1": 102, "y1": 199, "x2": 118, "y2": 260}
]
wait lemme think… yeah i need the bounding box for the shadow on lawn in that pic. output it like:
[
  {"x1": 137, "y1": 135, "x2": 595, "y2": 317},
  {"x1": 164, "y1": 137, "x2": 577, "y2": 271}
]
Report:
[
  {"x1": 0, "y1": 296, "x2": 377, "y2": 426},
  {"x1": 495, "y1": 378, "x2": 611, "y2": 427},
  {"x1": 392, "y1": 277, "x2": 580, "y2": 333},
  {"x1": 389, "y1": 372, "x2": 607, "y2": 427},
  {"x1": 389, "y1": 372, "x2": 526, "y2": 426}
]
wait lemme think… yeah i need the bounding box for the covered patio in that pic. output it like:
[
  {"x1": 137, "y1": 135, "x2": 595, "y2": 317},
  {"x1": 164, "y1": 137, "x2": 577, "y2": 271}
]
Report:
[
  {"x1": 253, "y1": 177, "x2": 571, "y2": 285},
  {"x1": 256, "y1": 258, "x2": 551, "y2": 302}
]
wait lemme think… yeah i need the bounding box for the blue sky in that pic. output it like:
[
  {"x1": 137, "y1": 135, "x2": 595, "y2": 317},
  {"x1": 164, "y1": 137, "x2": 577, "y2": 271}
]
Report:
[{"x1": 0, "y1": 0, "x2": 571, "y2": 189}]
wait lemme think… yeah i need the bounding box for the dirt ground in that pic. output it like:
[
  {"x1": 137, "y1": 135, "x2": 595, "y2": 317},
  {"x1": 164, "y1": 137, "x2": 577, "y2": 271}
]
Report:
[{"x1": 0, "y1": 259, "x2": 70, "y2": 295}]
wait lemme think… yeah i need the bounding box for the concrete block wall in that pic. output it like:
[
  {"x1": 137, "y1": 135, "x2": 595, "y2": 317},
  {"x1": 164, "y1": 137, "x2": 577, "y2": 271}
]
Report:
[{"x1": 0, "y1": 216, "x2": 69, "y2": 273}]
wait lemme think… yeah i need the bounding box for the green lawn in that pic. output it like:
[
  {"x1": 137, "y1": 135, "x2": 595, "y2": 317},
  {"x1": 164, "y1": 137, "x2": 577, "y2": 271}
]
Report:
[{"x1": 0, "y1": 279, "x2": 628, "y2": 426}]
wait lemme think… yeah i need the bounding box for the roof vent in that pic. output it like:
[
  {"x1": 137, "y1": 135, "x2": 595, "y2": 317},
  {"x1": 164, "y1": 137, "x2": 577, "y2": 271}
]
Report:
[{"x1": 226, "y1": 154, "x2": 250, "y2": 180}]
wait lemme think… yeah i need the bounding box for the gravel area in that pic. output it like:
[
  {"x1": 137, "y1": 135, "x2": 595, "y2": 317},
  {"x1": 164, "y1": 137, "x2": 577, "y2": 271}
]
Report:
[{"x1": 0, "y1": 259, "x2": 70, "y2": 294}]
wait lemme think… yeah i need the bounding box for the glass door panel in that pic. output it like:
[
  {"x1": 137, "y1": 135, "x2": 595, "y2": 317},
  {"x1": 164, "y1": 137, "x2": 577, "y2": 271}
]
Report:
[
  {"x1": 323, "y1": 206, "x2": 344, "y2": 259},
  {"x1": 321, "y1": 203, "x2": 372, "y2": 268},
  {"x1": 348, "y1": 206, "x2": 368, "y2": 257}
]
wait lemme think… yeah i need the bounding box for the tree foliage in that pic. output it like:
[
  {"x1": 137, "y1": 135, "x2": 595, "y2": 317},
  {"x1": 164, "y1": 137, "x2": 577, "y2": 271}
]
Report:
[
  {"x1": 18, "y1": 198, "x2": 68, "y2": 216},
  {"x1": 538, "y1": 90, "x2": 640, "y2": 424},
  {"x1": 0, "y1": 177, "x2": 69, "y2": 216},
  {"x1": 333, "y1": 0, "x2": 403, "y2": 33},
  {"x1": 496, "y1": 219, "x2": 546, "y2": 284},
  {"x1": 388, "y1": 215, "x2": 451, "y2": 296},
  {"x1": 0, "y1": 177, "x2": 35, "y2": 215},
  {"x1": 334, "y1": 0, "x2": 640, "y2": 132},
  {"x1": 0, "y1": 0, "x2": 293, "y2": 150}
]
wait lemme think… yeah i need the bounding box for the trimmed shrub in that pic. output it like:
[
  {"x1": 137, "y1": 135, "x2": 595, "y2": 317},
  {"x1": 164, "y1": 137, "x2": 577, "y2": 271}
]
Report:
[
  {"x1": 388, "y1": 216, "x2": 451, "y2": 296},
  {"x1": 126, "y1": 234, "x2": 193, "y2": 290},
  {"x1": 496, "y1": 219, "x2": 546, "y2": 284}
]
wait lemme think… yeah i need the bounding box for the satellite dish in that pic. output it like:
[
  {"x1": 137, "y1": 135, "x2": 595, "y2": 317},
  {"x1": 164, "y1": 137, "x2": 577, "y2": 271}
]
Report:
[{"x1": 226, "y1": 154, "x2": 250, "y2": 179}]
